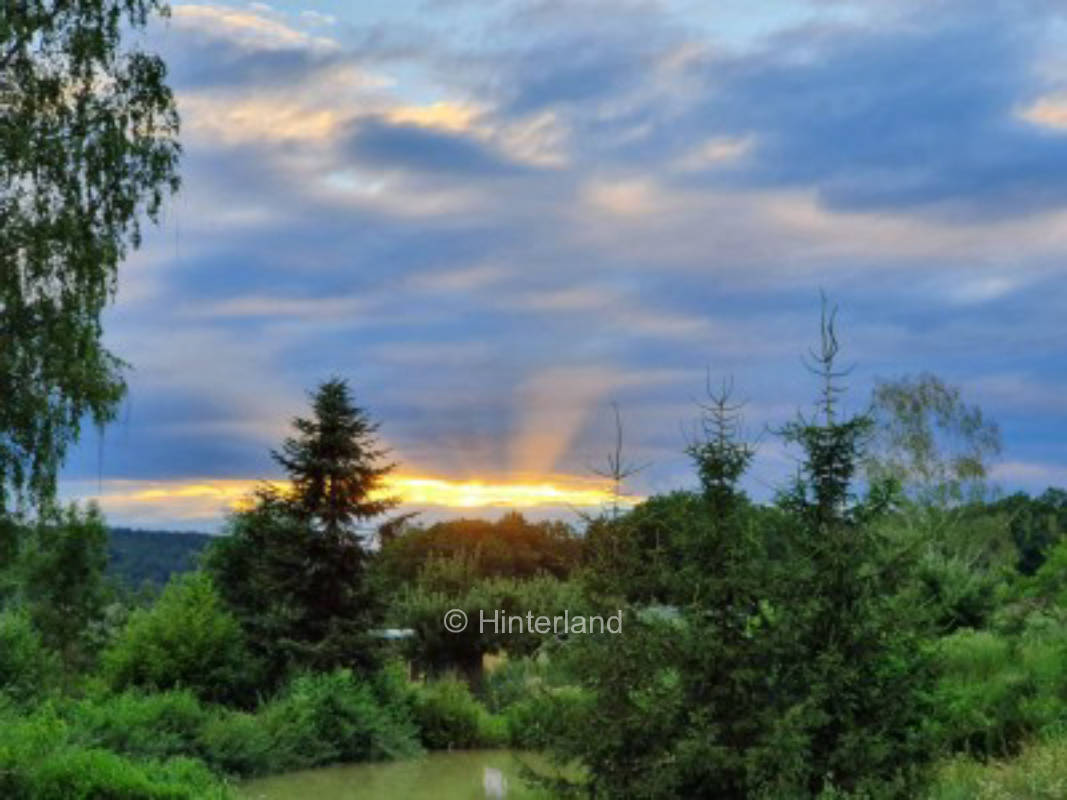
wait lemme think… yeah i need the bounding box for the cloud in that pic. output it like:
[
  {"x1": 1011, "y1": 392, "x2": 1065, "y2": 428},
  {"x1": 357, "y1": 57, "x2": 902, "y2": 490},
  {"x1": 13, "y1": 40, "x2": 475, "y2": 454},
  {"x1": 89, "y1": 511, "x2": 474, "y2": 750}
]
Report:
[
  {"x1": 582, "y1": 178, "x2": 665, "y2": 216},
  {"x1": 671, "y1": 135, "x2": 754, "y2": 171},
  {"x1": 343, "y1": 117, "x2": 532, "y2": 175},
  {"x1": 991, "y1": 461, "x2": 1067, "y2": 491},
  {"x1": 668, "y1": 12, "x2": 1067, "y2": 217},
  {"x1": 55, "y1": 0, "x2": 1067, "y2": 528},
  {"x1": 171, "y1": 4, "x2": 339, "y2": 53}
]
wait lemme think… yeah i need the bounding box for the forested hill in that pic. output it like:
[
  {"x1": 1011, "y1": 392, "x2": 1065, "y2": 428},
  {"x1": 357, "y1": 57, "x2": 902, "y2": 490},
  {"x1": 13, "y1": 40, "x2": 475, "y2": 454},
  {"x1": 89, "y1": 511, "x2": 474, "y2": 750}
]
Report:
[{"x1": 107, "y1": 528, "x2": 215, "y2": 588}]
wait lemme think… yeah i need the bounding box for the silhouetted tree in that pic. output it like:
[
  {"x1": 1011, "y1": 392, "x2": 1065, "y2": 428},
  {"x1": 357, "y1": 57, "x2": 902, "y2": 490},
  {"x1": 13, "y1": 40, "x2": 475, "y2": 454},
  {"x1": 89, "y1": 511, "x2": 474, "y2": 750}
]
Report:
[
  {"x1": 272, "y1": 378, "x2": 397, "y2": 537},
  {"x1": 208, "y1": 379, "x2": 396, "y2": 684}
]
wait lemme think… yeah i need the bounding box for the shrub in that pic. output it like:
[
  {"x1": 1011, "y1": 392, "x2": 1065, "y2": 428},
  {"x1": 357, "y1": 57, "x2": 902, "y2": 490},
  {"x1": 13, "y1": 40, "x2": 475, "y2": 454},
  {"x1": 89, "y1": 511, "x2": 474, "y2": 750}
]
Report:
[
  {"x1": 27, "y1": 750, "x2": 230, "y2": 800},
  {"x1": 0, "y1": 608, "x2": 58, "y2": 704},
  {"x1": 928, "y1": 734, "x2": 1067, "y2": 800},
  {"x1": 412, "y1": 676, "x2": 505, "y2": 749},
  {"x1": 503, "y1": 686, "x2": 592, "y2": 750},
  {"x1": 260, "y1": 669, "x2": 421, "y2": 771},
  {"x1": 65, "y1": 690, "x2": 209, "y2": 763},
  {"x1": 102, "y1": 572, "x2": 258, "y2": 705},
  {"x1": 0, "y1": 705, "x2": 230, "y2": 799},
  {"x1": 931, "y1": 623, "x2": 1067, "y2": 757},
  {"x1": 197, "y1": 710, "x2": 274, "y2": 778}
]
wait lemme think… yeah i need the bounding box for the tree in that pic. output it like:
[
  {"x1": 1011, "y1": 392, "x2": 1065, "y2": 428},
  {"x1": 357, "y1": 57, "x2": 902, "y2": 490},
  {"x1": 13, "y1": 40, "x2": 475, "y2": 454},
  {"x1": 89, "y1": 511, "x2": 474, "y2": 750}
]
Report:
[
  {"x1": 866, "y1": 372, "x2": 1001, "y2": 504},
  {"x1": 102, "y1": 571, "x2": 257, "y2": 706},
  {"x1": 1, "y1": 0, "x2": 180, "y2": 515},
  {"x1": 592, "y1": 401, "x2": 647, "y2": 519},
  {"x1": 770, "y1": 299, "x2": 936, "y2": 797},
  {"x1": 377, "y1": 512, "x2": 581, "y2": 586},
  {"x1": 23, "y1": 503, "x2": 110, "y2": 674},
  {"x1": 208, "y1": 380, "x2": 396, "y2": 685},
  {"x1": 559, "y1": 380, "x2": 773, "y2": 798},
  {"x1": 555, "y1": 301, "x2": 937, "y2": 798},
  {"x1": 272, "y1": 377, "x2": 397, "y2": 537}
]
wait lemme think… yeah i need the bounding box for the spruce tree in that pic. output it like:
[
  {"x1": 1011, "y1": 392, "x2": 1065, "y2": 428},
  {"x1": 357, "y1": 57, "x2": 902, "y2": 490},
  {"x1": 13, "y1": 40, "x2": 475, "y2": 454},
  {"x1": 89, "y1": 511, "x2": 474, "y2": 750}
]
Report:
[
  {"x1": 273, "y1": 378, "x2": 397, "y2": 538},
  {"x1": 769, "y1": 298, "x2": 935, "y2": 797},
  {"x1": 209, "y1": 379, "x2": 396, "y2": 684}
]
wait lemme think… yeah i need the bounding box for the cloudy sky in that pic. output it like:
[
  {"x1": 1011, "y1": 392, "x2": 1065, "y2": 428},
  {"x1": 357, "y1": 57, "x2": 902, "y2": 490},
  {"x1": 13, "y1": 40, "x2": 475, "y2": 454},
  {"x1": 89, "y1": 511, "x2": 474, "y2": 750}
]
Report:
[{"x1": 60, "y1": 0, "x2": 1067, "y2": 529}]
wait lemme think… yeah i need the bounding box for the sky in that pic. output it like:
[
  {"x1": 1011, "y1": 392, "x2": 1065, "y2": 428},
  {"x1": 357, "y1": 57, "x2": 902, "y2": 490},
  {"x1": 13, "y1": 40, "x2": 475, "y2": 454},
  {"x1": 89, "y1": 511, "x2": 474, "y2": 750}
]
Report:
[{"x1": 59, "y1": 0, "x2": 1067, "y2": 530}]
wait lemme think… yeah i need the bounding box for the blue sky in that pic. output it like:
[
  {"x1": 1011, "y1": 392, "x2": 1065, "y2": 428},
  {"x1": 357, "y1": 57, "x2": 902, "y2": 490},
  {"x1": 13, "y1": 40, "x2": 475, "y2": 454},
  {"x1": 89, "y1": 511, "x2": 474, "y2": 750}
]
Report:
[{"x1": 60, "y1": 0, "x2": 1067, "y2": 529}]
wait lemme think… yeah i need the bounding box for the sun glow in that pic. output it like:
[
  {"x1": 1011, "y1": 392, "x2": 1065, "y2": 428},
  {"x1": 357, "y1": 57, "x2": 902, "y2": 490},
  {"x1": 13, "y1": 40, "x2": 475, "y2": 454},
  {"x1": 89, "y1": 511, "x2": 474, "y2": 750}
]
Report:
[
  {"x1": 74, "y1": 474, "x2": 638, "y2": 523},
  {"x1": 385, "y1": 476, "x2": 628, "y2": 509}
]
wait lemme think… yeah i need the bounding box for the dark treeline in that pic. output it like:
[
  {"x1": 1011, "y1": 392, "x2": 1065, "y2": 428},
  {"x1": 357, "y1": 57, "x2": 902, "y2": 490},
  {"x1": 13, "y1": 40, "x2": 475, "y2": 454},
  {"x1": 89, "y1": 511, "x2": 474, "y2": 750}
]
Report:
[{"x1": 107, "y1": 529, "x2": 214, "y2": 589}]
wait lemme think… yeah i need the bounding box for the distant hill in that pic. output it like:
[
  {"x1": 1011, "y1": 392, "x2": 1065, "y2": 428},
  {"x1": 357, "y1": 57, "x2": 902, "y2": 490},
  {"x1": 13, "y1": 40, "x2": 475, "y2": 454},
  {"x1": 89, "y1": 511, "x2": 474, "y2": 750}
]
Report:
[{"x1": 107, "y1": 527, "x2": 215, "y2": 588}]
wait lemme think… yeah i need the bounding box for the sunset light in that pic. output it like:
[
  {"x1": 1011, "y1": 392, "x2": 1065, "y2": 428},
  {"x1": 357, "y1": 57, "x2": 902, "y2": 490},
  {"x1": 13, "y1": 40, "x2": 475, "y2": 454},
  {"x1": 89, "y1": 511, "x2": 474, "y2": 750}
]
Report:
[{"x1": 77, "y1": 474, "x2": 638, "y2": 524}]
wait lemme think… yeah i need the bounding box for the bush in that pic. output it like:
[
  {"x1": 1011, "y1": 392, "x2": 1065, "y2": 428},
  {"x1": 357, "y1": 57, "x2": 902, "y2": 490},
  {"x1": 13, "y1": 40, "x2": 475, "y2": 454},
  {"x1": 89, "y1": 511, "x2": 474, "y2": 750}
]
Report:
[
  {"x1": 931, "y1": 623, "x2": 1067, "y2": 757},
  {"x1": 65, "y1": 690, "x2": 210, "y2": 763},
  {"x1": 928, "y1": 734, "x2": 1067, "y2": 800},
  {"x1": 197, "y1": 710, "x2": 274, "y2": 778},
  {"x1": 0, "y1": 608, "x2": 58, "y2": 705},
  {"x1": 412, "y1": 676, "x2": 505, "y2": 749},
  {"x1": 260, "y1": 669, "x2": 421, "y2": 771},
  {"x1": 27, "y1": 750, "x2": 230, "y2": 800},
  {"x1": 503, "y1": 686, "x2": 591, "y2": 750},
  {"x1": 102, "y1": 572, "x2": 258, "y2": 705},
  {"x1": 0, "y1": 705, "x2": 231, "y2": 799}
]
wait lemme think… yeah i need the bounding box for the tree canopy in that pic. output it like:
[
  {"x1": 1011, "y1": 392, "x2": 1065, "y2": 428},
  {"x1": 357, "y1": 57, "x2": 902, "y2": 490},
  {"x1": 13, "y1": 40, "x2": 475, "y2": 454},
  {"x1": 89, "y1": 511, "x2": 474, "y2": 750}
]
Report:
[{"x1": 1, "y1": 0, "x2": 180, "y2": 513}]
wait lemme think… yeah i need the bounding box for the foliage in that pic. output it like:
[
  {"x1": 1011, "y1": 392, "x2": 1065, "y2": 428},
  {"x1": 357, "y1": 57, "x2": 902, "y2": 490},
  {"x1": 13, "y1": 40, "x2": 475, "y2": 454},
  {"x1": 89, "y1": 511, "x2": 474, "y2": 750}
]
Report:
[
  {"x1": 985, "y1": 489, "x2": 1067, "y2": 576},
  {"x1": 552, "y1": 303, "x2": 937, "y2": 799},
  {"x1": 196, "y1": 709, "x2": 274, "y2": 778},
  {"x1": 378, "y1": 511, "x2": 582, "y2": 585},
  {"x1": 102, "y1": 572, "x2": 258, "y2": 705},
  {"x1": 207, "y1": 380, "x2": 394, "y2": 686},
  {"x1": 411, "y1": 676, "x2": 506, "y2": 749},
  {"x1": 207, "y1": 500, "x2": 383, "y2": 688},
  {"x1": 501, "y1": 685, "x2": 591, "y2": 750},
  {"x1": 258, "y1": 669, "x2": 422, "y2": 770},
  {"x1": 761, "y1": 304, "x2": 937, "y2": 797},
  {"x1": 392, "y1": 565, "x2": 590, "y2": 682},
  {"x1": 930, "y1": 614, "x2": 1067, "y2": 758},
  {"x1": 272, "y1": 377, "x2": 397, "y2": 534},
  {"x1": 927, "y1": 733, "x2": 1067, "y2": 800},
  {"x1": 879, "y1": 503, "x2": 1016, "y2": 634},
  {"x1": 23, "y1": 503, "x2": 110, "y2": 673},
  {"x1": 65, "y1": 689, "x2": 209, "y2": 763},
  {"x1": 0, "y1": 703, "x2": 231, "y2": 799},
  {"x1": 107, "y1": 528, "x2": 213, "y2": 588},
  {"x1": 0, "y1": 0, "x2": 180, "y2": 513},
  {"x1": 867, "y1": 373, "x2": 1001, "y2": 504},
  {"x1": 0, "y1": 607, "x2": 58, "y2": 704}
]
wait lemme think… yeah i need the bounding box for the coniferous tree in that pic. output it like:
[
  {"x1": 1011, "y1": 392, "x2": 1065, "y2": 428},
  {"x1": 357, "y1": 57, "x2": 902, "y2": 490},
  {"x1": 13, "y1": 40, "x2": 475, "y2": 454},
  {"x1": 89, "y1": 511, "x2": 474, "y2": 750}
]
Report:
[
  {"x1": 272, "y1": 378, "x2": 397, "y2": 538},
  {"x1": 557, "y1": 303, "x2": 936, "y2": 799},
  {"x1": 208, "y1": 379, "x2": 396, "y2": 684},
  {"x1": 559, "y1": 380, "x2": 770, "y2": 799},
  {"x1": 768, "y1": 298, "x2": 936, "y2": 797}
]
